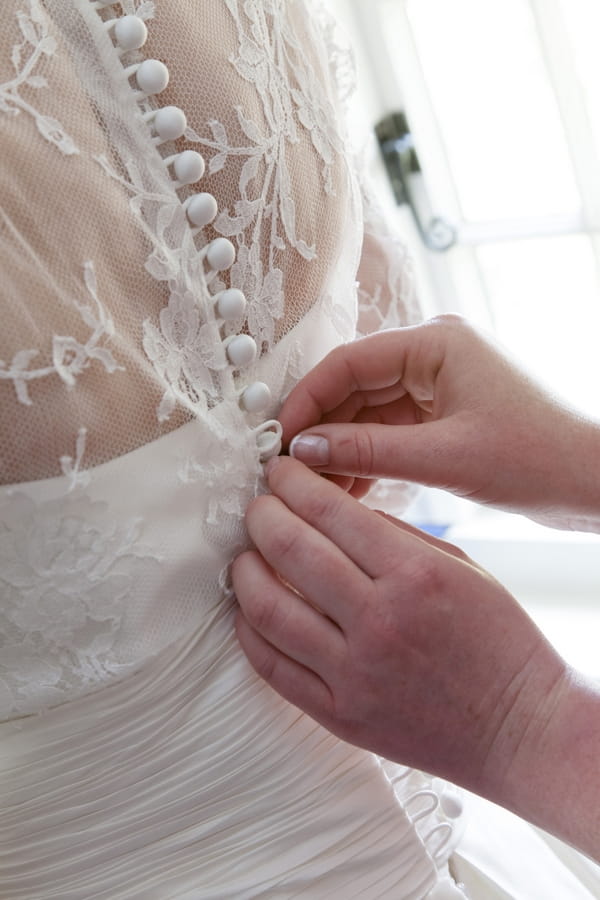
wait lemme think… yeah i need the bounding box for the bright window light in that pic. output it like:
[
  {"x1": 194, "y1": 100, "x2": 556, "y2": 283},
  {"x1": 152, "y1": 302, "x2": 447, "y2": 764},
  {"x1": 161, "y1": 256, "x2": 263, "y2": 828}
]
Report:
[
  {"x1": 476, "y1": 234, "x2": 600, "y2": 415},
  {"x1": 403, "y1": 0, "x2": 580, "y2": 222}
]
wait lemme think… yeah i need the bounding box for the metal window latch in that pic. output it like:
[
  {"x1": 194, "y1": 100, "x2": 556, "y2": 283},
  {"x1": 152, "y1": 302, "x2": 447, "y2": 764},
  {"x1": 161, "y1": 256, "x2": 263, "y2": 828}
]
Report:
[{"x1": 375, "y1": 111, "x2": 456, "y2": 252}]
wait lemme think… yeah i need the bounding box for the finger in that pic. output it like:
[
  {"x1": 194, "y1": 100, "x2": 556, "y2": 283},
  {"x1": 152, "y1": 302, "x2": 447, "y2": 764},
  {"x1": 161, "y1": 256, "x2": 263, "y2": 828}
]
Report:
[
  {"x1": 350, "y1": 393, "x2": 429, "y2": 426},
  {"x1": 348, "y1": 477, "x2": 374, "y2": 500},
  {"x1": 235, "y1": 611, "x2": 335, "y2": 721},
  {"x1": 322, "y1": 473, "x2": 375, "y2": 499},
  {"x1": 245, "y1": 489, "x2": 373, "y2": 626},
  {"x1": 288, "y1": 418, "x2": 463, "y2": 486},
  {"x1": 294, "y1": 395, "x2": 429, "y2": 469},
  {"x1": 232, "y1": 549, "x2": 346, "y2": 675},
  {"x1": 279, "y1": 323, "x2": 443, "y2": 446},
  {"x1": 372, "y1": 510, "x2": 481, "y2": 568},
  {"x1": 262, "y1": 456, "x2": 418, "y2": 580},
  {"x1": 322, "y1": 472, "x2": 356, "y2": 493},
  {"x1": 317, "y1": 383, "x2": 417, "y2": 428}
]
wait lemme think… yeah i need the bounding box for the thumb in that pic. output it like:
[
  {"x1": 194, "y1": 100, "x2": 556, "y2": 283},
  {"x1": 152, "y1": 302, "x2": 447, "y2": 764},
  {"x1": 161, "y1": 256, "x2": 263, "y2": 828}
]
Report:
[{"x1": 288, "y1": 421, "x2": 455, "y2": 487}]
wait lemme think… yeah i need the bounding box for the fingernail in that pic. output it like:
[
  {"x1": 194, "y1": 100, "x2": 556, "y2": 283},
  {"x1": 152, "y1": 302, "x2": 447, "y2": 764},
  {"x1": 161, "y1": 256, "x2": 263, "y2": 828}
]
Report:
[{"x1": 289, "y1": 433, "x2": 330, "y2": 466}]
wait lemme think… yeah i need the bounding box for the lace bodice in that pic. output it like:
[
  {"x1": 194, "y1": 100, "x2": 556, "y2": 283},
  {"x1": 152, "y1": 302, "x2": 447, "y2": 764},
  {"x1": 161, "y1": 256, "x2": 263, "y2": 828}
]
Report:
[{"x1": 0, "y1": 0, "x2": 418, "y2": 720}]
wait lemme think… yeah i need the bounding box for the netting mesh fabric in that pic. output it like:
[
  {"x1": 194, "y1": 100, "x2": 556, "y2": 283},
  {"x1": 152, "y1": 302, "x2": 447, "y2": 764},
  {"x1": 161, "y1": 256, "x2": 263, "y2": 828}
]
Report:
[
  {"x1": 0, "y1": 0, "x2": 420, "y2": 716},
  {"x1": 0, "y1": 0, "x2": 374, "y2": 484}
]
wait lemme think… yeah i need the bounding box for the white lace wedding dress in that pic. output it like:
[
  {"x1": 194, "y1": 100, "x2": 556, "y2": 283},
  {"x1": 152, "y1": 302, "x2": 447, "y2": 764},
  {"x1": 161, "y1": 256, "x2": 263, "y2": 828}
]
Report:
[{"x1": 0, "y1": 3, "x2": 598, "y2": 899}]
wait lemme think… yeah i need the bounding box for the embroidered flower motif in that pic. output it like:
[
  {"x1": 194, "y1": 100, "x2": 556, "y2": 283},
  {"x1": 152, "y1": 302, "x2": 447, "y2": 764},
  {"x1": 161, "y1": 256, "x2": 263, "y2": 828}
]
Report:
[
  {"x1": 182, "y1": 0, "x2": 351, "y2": 357},
  {"x1": 0, "y1": 261, "x2": 123, "y2": 405},
  {"x1": 142, "y1": 284, "x2": 228, "y2": 421},
  {"x1": 0, "y1": 491, "x2": 161, "y2": 716},
  {"x1": 1, "y1": 0, "x2": 78, "y2": 156},
  {"x1": 93, "y1": 0, "x2": 359, "y2": 423},
  {"x1": 178, "y1": 406, "x2": 263, "y2": 525},
  {"x1": 228, "y1": 244, "x2": 284, "y2": 349},
  {"x1": 291, "y1": 72, "x2": 339, "y2": 195},
  {"x1": 60, "y1": 427, "x2": 92, "y2": 492}
]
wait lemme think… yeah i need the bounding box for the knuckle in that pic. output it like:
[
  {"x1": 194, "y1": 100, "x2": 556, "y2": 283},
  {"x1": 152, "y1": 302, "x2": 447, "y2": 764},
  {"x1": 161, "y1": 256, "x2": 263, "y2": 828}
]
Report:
[
  {"x1": 267, "y1": 520, "x2": 303, "y2": 566},
  {"x1": 444, "y1": 540, "x2": 471, "y2": 564},
  {"x1": 301, "y1": 483, "x2": 346, "y2": 531},
  {"x1": 234, "y1": 610, "x2": 277, "y2": 683},
  {"x1": 429, "y1": 312, "x2": 480, "y2": 348},
  {"x1": 430, "y1": 311, "x2": 468, "y2": 331},
  {"x1": 231, "y1": 553, "x2": 282, "y2": 635},
  {"x1": 407, "y1": 553, "x2": 445, "y2": 596},
  {"x1": 251, "y1": 647, "x2": 278, "y2": 684},
  {"x1": 231, "y1": 551, "x2": 250, "y2": 588},
  {"x1": 384, "y1": 549, "x2": 445, "y2": 601},
  {"x1": 245, "y1": 493, "x2": 273, "y2": 529},
  {"x1": 243, "y1": 586, "x2": 278, "y2": 634},
  {"x1": 231, "y1": 551, "x2": 265, "y2": 604},
  {"x1": 349, "y1": 429, "x2": 375, "y2": 477}
]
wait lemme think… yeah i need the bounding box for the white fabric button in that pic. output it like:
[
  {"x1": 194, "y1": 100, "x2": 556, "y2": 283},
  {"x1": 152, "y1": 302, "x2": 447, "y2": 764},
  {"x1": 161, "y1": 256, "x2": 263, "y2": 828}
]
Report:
[
  {"x1": 206, "y1": 238, "x2": 236, "y2": 271},
  {"x1": 114, "y1": 15, "x2": 148, "y2": 51},
  {"x1": 136, "y1": 59, "x2": 169, "y2": 94},
  {"x1": 173, "y1": 150, "x2": 205, "y2": 185},
  {"x1": 187, "y1": 193, "x2": 218, "y2": 227},
  {"x1": 226, "y1": 334, "x2": 257, "y2": 367},
  {"x1": 154, "y1": 106, "x2": 187, "y2": 141},
  {"x1": 242, "y1": 382, "x2": 271, "y2": 413},
  {"x1": 216, "y1": 288, "x2": 246, "y2": 320},
  {"x1": 440, "y1": 791, "x2": 464, "y2": 820},
  {"x1": 427, "y1": 878, "x2": 467, "y2": 899}
]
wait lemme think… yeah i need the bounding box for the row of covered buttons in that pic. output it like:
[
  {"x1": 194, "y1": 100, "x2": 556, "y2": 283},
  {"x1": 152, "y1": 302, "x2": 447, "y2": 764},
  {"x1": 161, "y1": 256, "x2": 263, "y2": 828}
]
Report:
[
  {"x1": 98, "y1": 6, "x2": 277, "y2": 431},
  {"x1": 100, "y1": 13, "x2": 227, "y2": 235}
]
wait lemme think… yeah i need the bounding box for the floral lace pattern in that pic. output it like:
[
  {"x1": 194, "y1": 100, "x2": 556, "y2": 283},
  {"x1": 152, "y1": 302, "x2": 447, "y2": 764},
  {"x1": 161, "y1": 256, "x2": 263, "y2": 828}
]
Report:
[
  {"x1": 0, "y1": 261, "x2": 122, "y2": 405},
  {"x1": 92, "y1": 0, "x2": 357, "y2": 425},
  {"x1": 186, "y1": 0, "x2": 349, "y2": 350},
  {"x1": 143, "y1": 285, "x2": 228, "y2": 422},
  {"x1": 0, "y1": 489, "x2": 160, "y2": 717},
  {"x1": 0, "y1": 0, "x2": 78, "y2": 156},
  {"x1": 178, "y1": 416, "x2": 262, "y2": 526},
  {"x1": 0, "y1": 0, "x2": 413, "y2": 719}
]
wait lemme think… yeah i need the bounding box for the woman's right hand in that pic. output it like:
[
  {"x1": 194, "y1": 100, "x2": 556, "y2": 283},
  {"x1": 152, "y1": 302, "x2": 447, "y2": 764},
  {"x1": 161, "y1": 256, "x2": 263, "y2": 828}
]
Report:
[{"x1": 279, "y1": 314, "x2": 600, "y2": 529}]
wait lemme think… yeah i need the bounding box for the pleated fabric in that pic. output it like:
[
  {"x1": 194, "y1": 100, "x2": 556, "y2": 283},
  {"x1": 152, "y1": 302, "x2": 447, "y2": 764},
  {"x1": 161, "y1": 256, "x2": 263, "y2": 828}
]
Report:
[{"x1": 2, "y1": 616, "x2": 447, "y2": 899}]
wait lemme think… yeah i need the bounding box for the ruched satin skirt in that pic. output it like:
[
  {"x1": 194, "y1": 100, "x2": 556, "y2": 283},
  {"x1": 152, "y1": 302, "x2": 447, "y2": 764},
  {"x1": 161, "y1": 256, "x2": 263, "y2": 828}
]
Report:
[{"x1": 1, "y1": 606, "x2": 461, "y2": 899}]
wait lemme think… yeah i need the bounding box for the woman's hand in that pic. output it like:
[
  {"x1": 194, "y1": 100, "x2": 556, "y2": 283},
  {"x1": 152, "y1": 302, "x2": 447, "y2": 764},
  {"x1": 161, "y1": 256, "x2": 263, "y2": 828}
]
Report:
[
  {"x1": 233, "y1": 457, "x2": 600, "y2": 859},
  {"x1": 278, "y1": 314, "x2": 600, "y2": 528}
]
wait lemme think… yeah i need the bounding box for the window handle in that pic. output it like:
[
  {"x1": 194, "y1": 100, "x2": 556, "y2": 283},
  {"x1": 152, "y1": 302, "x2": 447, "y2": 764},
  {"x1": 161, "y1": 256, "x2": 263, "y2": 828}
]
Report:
[{"x1": 375, "y1": 111, "x2": 456, "y2": 252}]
